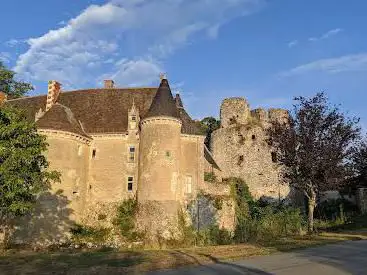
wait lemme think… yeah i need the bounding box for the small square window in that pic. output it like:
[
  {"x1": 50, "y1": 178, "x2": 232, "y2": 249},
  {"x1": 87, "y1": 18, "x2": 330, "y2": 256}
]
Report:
[
  {"x1": 127, "y1": 176, "x2": 134, "y2": 191},
  {"x1": 252, "y1": 135, "x2": 256, "y2": 140},
  {"x1": 166, "y1": 151, "x2": 171, "y2": 157},
  {"x1": 131, "y1": 116, "x2": 136, "y2": 121}
]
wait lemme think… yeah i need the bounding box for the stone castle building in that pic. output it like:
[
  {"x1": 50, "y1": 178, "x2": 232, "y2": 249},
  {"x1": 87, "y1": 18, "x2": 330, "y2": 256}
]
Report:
[{"x1": 1, "y1": 76, "x2": 288, "y2": 243}]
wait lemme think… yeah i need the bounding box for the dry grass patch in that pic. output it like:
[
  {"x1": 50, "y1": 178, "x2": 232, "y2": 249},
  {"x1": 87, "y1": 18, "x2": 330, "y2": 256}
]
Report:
[{"x1": 1, "y1": 232, "x2": 366, "y2": 274}]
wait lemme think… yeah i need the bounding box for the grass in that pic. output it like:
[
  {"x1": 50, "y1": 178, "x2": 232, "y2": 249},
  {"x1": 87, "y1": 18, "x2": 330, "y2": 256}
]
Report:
[{"x1": 1, "y1": 232, "x2": 366, "y2": 274}]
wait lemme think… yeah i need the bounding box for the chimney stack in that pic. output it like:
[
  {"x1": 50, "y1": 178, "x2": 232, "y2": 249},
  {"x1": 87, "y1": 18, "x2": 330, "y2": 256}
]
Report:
[
  {"x1": 46, "y1": 80, "x2": 61, "y2": 112},
  {"x1": 104, "y1": 80, "x2": 115, "y2": 89},
  {"x1": 0, "y1": 91, "x2": 7, "y2": 105}
]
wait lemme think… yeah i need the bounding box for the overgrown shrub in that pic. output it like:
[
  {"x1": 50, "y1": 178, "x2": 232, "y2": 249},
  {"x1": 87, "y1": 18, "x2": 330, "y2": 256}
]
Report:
[
  {"x1": 227, "y1": 177, "x2": 303, "y2": 242},
  {"x1": 199, "y1": 224, "x2": 232, "y2": 246},
  {"x1": 112, "y1": 198, "x2": 140, "y2": 241},
  {"x1": 70, "y1": 224, "x2": 110, "y2": 243},
  {"x1": 204, "y1": 172, "x2": 217, "y2": 182},
  {"x1": 169, "y1": 208, "x2": 232, "y2": 248},
  {"x1": 315, "y1": 198, "x2": 358, "y2": 221}
]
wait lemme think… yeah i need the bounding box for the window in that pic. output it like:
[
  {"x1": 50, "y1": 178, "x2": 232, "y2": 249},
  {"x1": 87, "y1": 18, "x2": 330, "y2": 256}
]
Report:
[
  {"x1": 185, "y1": 176, "x2": 192, "y2": 194},
  {"x1": 131, "y1": 116, "x2": 136, "y2": 121},
  {"x1": 166, "y1": 151, "x2": 171, "y2": 157},
  {"x1": 252, "y1": 134, "x2": 256, "y2": 140},
  {"x1": 127, "y1": 176, "x2": 134, "y2": 191},
  {"x1": 78, "y1": 145, "x2": 83, "y2": 156},
  {"x1": 271, "y1": 152, "x2": 277, "y2": 163},
  {"x1": 129, "y1": 146, "x2": 135, "y2": 162},
  {"x1": 92, "y1": 149, "x2": 96, "y2": 158}
]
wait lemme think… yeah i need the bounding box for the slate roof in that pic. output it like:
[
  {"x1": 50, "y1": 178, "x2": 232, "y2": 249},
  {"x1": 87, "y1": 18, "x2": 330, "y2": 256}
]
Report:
[
  {"x1": 36, "y1": 103, "x2": 89, "y2": 138},
  {"x1": 145, "y1": 79, "x2": 180, "y2": 119},
  {"x1": 5, "y1": 84, "x2": 204, "y2": 136}
]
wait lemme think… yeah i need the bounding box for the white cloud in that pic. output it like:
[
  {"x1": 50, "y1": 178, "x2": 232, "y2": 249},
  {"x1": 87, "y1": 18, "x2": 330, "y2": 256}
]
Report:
[
  {"x1": 0, "y1": 52, "x2": 11, "y2": 63},
  {"x1": 287, "y1": 40, "x2": 298, "y2": 48},
  {"x1": 106, "y1": 58, "x2": 162, "y2": 86},
  {"x1": 5, "y1": 39, "x2": 25, "y2": 47},
  {"x1": 280, "y1": 53, "x2": 367, "y2": 77},
  {"x1": 308, "y1": 28, "x2": 343, "y2": 42},
  {"x1": 14, "y1": 0, "x2": 263, "y2": 88}
]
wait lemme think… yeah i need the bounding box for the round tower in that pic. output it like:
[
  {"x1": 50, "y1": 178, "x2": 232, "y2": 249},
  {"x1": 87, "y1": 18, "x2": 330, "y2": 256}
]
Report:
[
  {"x1": 220, "y1": 97, "x2": 250, "y2": 128},
  {"x1": 138, "y1": 76, "x2": 182, "y2": 203}
]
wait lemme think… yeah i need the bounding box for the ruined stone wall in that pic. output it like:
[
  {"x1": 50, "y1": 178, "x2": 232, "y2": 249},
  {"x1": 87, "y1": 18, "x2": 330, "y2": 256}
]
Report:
[
  {"x1": 220, "y1": 98, "x2": 250, "y2": 128},
  {"x1": 211, "y1": 98, "x2": 289, "y2": 200},
  {"x1": 197, "y1": 181, "x2": 235, "y2": 231}
]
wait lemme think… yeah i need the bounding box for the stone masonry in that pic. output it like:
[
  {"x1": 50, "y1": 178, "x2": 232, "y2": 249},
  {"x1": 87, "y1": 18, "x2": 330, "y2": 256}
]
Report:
[{"x1": 211, "y1": 97, "x2": 289, "y2": 200}]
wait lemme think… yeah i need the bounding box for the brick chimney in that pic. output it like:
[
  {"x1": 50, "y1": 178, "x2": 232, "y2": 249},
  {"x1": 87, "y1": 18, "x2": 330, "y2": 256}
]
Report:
[
  {"x1": 46, "y1": 80, "x2": 61, "y2": 111},
  {"x1": 0, "y1": 91, "x2": 7, "y2": 105},
  {"x1": 104, "y1": 79, "x2": 115, "y2": 88}
]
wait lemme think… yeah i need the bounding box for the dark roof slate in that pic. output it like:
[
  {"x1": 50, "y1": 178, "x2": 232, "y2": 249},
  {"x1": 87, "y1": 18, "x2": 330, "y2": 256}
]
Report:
[
  {"x1": 145, "y1": 79, "x2": 180, "y2": 119},
  {"x1": 36, "y1": 103, "x2": 89, "y2": 138},
  {"x1": 5, "y1": 86, "x2": 203, "y2": 136}
]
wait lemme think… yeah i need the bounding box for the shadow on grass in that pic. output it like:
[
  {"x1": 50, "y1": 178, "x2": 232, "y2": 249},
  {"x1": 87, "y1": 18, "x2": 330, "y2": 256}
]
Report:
[
  {"x1": 318, "y1": 215, "x2": 367, "y2": 232},
  {"x1": 0, "y1": 250, "x2": 146, "y2": 274},
  {"x1": 146, "y1": 250, "x2": 271, "y2": 275}
]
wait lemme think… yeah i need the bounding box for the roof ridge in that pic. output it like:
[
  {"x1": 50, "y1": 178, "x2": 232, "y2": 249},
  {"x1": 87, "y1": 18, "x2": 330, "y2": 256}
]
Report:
[{"x1": 61, "y1": 87, "x2": 158, "y2": 94}]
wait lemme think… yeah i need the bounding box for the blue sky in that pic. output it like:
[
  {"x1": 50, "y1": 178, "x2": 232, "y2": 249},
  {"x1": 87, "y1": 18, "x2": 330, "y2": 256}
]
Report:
[{"x1": 1, "y1": 0, "x2": 367, "y2": 128}]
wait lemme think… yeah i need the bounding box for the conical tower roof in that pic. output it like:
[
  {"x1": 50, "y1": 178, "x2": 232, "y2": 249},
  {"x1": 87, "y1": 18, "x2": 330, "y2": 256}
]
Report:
[{"x1": 145, "y1": 78, "x2": 180, "y2": 119}]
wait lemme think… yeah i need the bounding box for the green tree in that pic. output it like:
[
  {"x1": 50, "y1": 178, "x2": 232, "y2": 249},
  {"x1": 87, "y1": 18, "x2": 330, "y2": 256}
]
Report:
[
  {"x1": 268, "y1": 93, "x2": 360, "y2": 233},
  {"x1": 351, "y1": 138, "x2": 367, "y2": 188},
  {"x1": 0, "y1": 61, "x2": 33, "y2": 99},
  {"x1": 200, "y1": 117, "x2": 220, "y2": 150},
  {"x1": 0, "y1": 107, "x2": 60, "y2": 246}
]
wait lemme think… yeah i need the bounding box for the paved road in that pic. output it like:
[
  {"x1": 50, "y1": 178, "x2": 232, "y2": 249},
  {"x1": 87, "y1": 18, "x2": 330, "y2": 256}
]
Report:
[{"x1": 148, "y1": 240, "x2": 367, "y2": 275}]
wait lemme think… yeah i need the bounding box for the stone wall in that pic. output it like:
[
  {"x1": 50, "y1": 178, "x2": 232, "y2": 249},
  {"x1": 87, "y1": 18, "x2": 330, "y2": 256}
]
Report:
[
  {"x1": 89, "y1": 134, "x2": 138, "y2": 204},
  {"x1": 180, "y1": 135, "x2": 205, "y2": 203},
  {"x1": 197, "y1": 181, "x2": 236, "y2": 231},
  {"x1": 42, "y1": 131, "x2": 91, "y2": 221},
  {"x1": 11, "y1": 130, "x2": 90, "y2": 245},
  {"x1": 211, "y1": 97, "x2": 289, "y2": 200}
]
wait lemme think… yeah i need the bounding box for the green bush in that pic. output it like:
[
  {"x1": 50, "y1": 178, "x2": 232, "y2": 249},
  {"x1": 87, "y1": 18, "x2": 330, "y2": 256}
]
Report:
[
  {"x1": 204, "y1": 172, "x2": 217, "y2": 182},
  {"x1": 226, "y1": 177, "x2": 303, "y2": 243},
  {"x1": 70, "y1": 224, "x2": 110, "y2": 243},
  {"x1": 113, "y1": 198, "x2": 140, "y2": 241}
]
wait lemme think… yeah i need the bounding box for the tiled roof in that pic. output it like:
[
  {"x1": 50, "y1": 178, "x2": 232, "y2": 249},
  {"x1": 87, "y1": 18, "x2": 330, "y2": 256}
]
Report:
[
  {"x1": 5, "y1": 86, "x2": 204, "y2": 136},
  {"x1": 36, "y1": 103, "x2": 89, "y2": 138}
]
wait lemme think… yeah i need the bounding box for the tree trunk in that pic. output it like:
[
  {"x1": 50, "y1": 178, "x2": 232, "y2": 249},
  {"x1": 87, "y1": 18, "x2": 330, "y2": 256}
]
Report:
[{"x1": 308, "y1": 195, "x2": 316, "y2": 234}]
